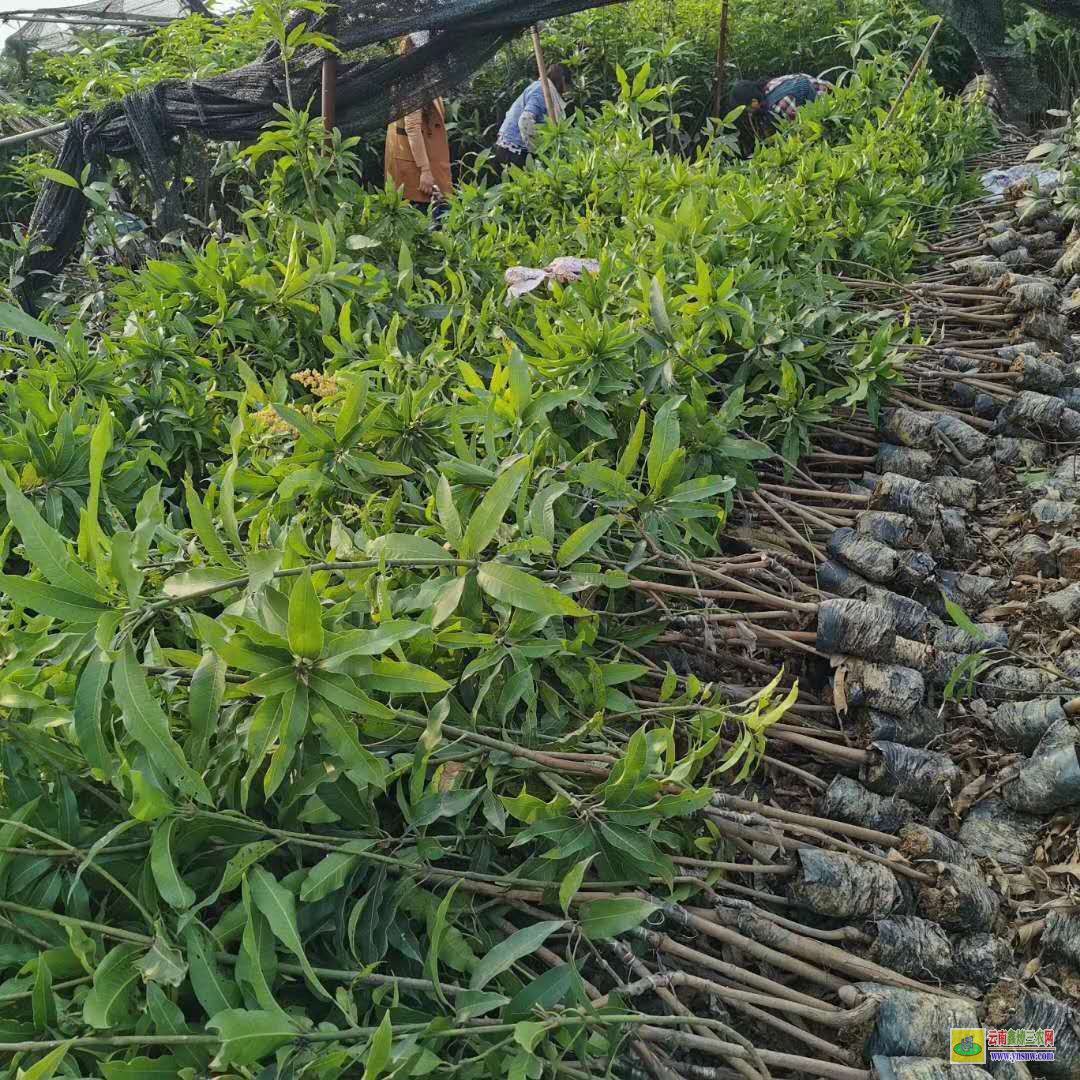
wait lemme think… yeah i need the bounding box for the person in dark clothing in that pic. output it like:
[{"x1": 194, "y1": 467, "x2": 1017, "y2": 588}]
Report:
[
  {"x1": 494, "y1": 63, "x2": 572, "y2": 169},
  {"x1": 727, "y1": 74, "x2": 833, "y2": 156}
]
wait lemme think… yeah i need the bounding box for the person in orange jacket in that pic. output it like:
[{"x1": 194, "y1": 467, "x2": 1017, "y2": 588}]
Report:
[{"x1": 385, "y1": 34, "x2": 453, "y2": 219}]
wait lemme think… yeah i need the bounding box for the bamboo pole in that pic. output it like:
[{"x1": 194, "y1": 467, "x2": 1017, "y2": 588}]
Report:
[
  {"x1": 531, "y1": 25, "x2": 560, "y2": 122},
  {"x1": 883, "y1": 19, "x2": 943, "y2": 125},
  {"x1": 0, "y1": 121, "x2": 69, "y2": 150},
  {"x1": 710, "y1": 0, "x2": 731, "y2": 115}
]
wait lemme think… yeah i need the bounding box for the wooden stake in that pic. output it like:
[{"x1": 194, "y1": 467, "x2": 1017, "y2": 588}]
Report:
[
  {"x1": 883, "y1": 18, "x2": 943, "y2": 126},
  {"x1": 531, "y1": 26, "x2": 560, "y2": 123},
  {"x1": 0, "y1": 121, "x2": 69, "y2": 150},
  {"x1": 321, "y1": 14, "x2": 338, "y2": 135},
  {"x1": 710, "y1": 0, "x2": 730, "y2": 116}
]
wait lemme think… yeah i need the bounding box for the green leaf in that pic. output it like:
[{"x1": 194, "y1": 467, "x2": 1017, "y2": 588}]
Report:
[
  {"x1": 459, "y1": 457, "x2": 529, "y2": 558},
  {"x1": 478, "y1": 562, "x2": 589, "y2": 618},
  {"x1": 505, "y1": 963, "x2": 577, "y2": 1023},
  {"x1": 617, "y1": 412, "x2": 647, "y2": 479},
  {"x1": 362, "y1": 1010, "x2": 393, "y2": 1080},
  {"x1": 367, "y1": 533, "x2": 450, "y2": 562},
  {"x1": 0, "y1": 302, "x2": 62, "y2": 346},
  {"x1": 288, "y1": 569, "x2": 324, "y2": 660},
  {"x1": 32, "y1": 955, "x2": 56, "y2": 1031},
  {"x1": 187, "y1": 650, "x2": 226, "y2": 764},
  {"x1": 248, "y1": 866, "x2": 330, "y2": 999},
  {"x1": 272, "y1": 404, "x2": 334, "y2": 449},
  {"x1": 0, "y1": 798, "x2": 42, "y2": 894},
  {"x1": 557, "y1": 515, "x2": 616, "y2": 567},
  {"x1": 942, "y1": 595, "x2": 987, "y2": 641},
  {"x1": 16, "y1": 1042, "x2": 70, "y2": 1080},
  {"x1": 209, "y1": 1009, "x2": 296, "y2": 1068},
  {"x1": 313, "y1": 712, "x2": 387, "y2": 789},
  {"x1": 0, "y1": 576, "x2": 107, "y2": 623},
  {"x1": 649, "y1": 274, "x2": 672, "y2": 338},
  {"x1": 360, "y1": 659, "x2": 451, "y2": 695},
  {"x1": 578, "y1": 898, "x2": 660, "y2": 940},
  {"x1": 646, "y1": 398, "x2": 683, "y2": 491},
  {"x1": 432, "y1": 575, "x2": 467, "y2": 627},
  {"x1": 162, "y1": 568, "x2": 243, "y2": 599},
  {"x1": 436, "y1": 475, "x2": 462, "y2": 547},
  {"x1": 299, "y1": 846, "x2": 365, "y2": 903},
  {"x1": 0, "y1": 470, "x2": 103, "y2": 598},
  {"x1": 425, "y1": 880, "x2": 461, "y2": 1008},
  {"x1": 73, "y1": 651, "x2": 111, "y2": 773},
  {"x1": 112, "y1": 645, "x2": 212, "y2": 805},
  {"x1": 101, "y1": 1056, "x2": 184, "y2": 1080},
  {"x1": 135, "y1": 934, "x2": 187, "y2": 987},
  {"x1": 322, "y1": 620, "x2": 424, "y2": 660},
  {"x1": 185, "y1": 927, "x2": 241, "y2": 1016},
  {"x1": 150, "y1": 818, "x2": 195, "y2": 910},
  {"x1": 559, "y1": 855, "x2": 595, "y2": 915},
  {"x1": 513, "y1": 1020, "x2": 548, "y2": 1053},
  {"x1": 38, "y1": 167, "x2": 80, "y2": 189},
  {"x1": 666, "y1": 475, "x2": 736, "y2": 503},
  {"x1": 83, "y1": 943, "x2": 142, "y2": 1029},
  {"x1": 470, "y1": 920, "x2": 564, "y2": 990}
]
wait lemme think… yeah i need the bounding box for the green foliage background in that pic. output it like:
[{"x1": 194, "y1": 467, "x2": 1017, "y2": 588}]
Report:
[{"x1": 0, "y1": 6, "x2": 995, "y2": 1078}]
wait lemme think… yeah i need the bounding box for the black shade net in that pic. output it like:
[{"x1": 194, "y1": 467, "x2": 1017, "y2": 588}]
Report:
[{"x1": 22, "y1": 0, "x2": 625, "y2": 304}]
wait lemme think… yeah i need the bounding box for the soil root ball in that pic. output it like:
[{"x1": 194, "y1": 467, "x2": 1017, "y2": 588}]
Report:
[
  {"x1": 843, "y1": 662, "x2": 926, "y2": 717},
  {"x1": 821, "y1": 559, "x2": 873, "y2": 598},
  {"x1": 934, "y1": 623, "x2": 1009, "y2": 651},
  {"x1": 957, "y1": 798, "x2": 1040, "y2": 866},
  {"x1": 955, "y1": 932, "x2": 1015, "y2": 990},
  {"x1": 899, "y1": 823, "x2": 979, "y2": 869},
  {"x1": 866, "y1": 588, "x2": 940, "y2": 642},
  {"x1": 882, "y1": 408, "x2": 937, "y2": 449},
  {"x1": 991, "y1": 697, "x2": 1066, "y2": 752},
  {"x1": 1037, "y1": 582, "x2": 1080, "y2": 625},
  {"x1": 932, "y1": 570, "x2": 1001, "y2": 615},
  {"x1": 864, "y1": 742, "x2": 962, "y2": 807},
  {"x1": 1059, "y1": 538, "x2": 1080, "y2": 580},
  {"x1": 933, "y1": 414, "x2": 989, "y2": 459},
  {"x1": 1007, "y1": 281, "x2": 1060, "y2": 314},
  {"x1": 1029, "y1": 498, "x2": 1077, "y2": 530},
  {"x1": 992, "y1": 391, "x2": 1080, "y2": 439},
  {"x1": 858, "y1": 511, "x2": 923, "y2": 551},
  {"x1": 869, "y1": 916, "x2": 952, "y2": 982},
  {"x1": 861, "y1": 984, "x2": 980, "y2": 1058},
  {"x1": 952, "y1": 254, "x2": 1010, "y2": 282},
  {"x1": 878, "y1": 443, "x2": 936, "y2": 481},
  {"x1": 994, "y1": 437, "x2": 1046, "y2": 465},
  {"x1": 828, "y1": 529, "x2": 902, "y2": 585},
  {"x1": 1040, "y1": 909, "x2": 1080, "y2": 971},
  {"x1": 819, "y1": 776, "x2": 918, "y2": 833},
  {"x1": 872, "y1": 473, "x2": 941, "y2": 526},
  {"x1": 817, "y1": 598, "x2": 897, "y2": 659},
  {"x1": 1011, "y1": 533, "x2": 1057, "y2": 578},
  {"x1": 855, "y1": 705, "x2": 944, "y2": 749},
  {"x1": 988, "y1": 229, "x2": 1024, "y2": 255},
  {"x1": 1003, "y1": 718, "x2": 1080, "y2": 813},
  {"x1": 874, "y1": 1059, "x2": 992, "y2": 1080},
  {"x1": 930, "y1": 476, "x2": 979, "y2": 511},
  {"x1": 788, "y1": 849, "x2": 903, "y2": 919},
  {"x1": 918, "y1": 862, "x2": 1000, "y2": 932},
  {"x1": 992, "y1": 987, "x2": 1080, "y2": 1079},
  {"x1": 1012, "y1": 354, "x2": 1065, "y2": 393},
  {"x1": 975, "y1": 663, "x2": 1063, "y2": 703}
]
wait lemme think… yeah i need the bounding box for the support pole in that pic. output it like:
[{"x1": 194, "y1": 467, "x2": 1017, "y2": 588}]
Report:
[
  {"x1": 710, "y1": 0, "x2": 730, "y2": 116},
  {"x1": 882, "y1": 18, "x2": 943, "y2": 126},
  {"x1": 321, "y1": 14, "x2": 338, "y2": 135},
  {"x1": 0, "y1": 121, "x2": 69, "y2": 150},
  {"x1": 531, "y1": 25, "x2": 560, "y2": 122}
]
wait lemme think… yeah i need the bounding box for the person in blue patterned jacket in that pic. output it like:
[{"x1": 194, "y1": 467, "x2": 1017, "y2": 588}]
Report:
[
  {"x1": 493, "y1": 63, "x2": 572, "y2": 170},
  {"x1": 727, "y1": 74, "x2": 833, "y2": 156}
]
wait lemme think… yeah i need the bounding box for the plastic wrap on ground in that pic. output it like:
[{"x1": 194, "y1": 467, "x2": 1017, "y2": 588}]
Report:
[
  {"x1": 861, "y1": 984, "x2": 979, "y2": 1058},
  {"x1": 818, "y1": 776, "x2": 918, "y2": 833},
  {"x1": 864, "y1": 742, "x2": 962, "y2": 807},
  {"x1": 870, "y1": 916, "x2": 952, "y2": 982},
  {"x1": 788, "y1": 848, "x2": 903, "y2": 919},
  {"x1": 957, "y1": 798, "x2": 1041, "y2": 865}
]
